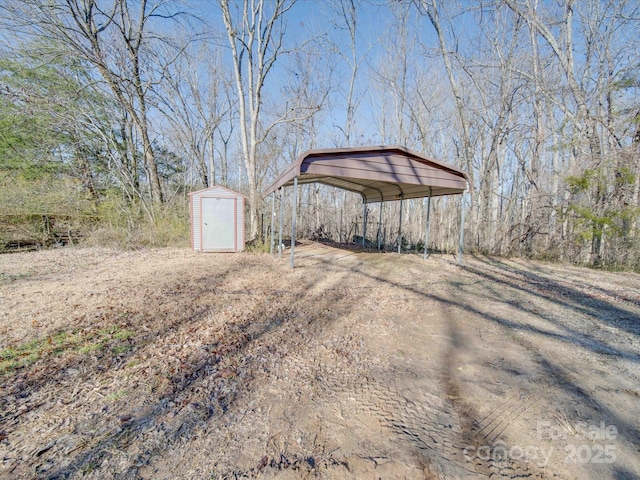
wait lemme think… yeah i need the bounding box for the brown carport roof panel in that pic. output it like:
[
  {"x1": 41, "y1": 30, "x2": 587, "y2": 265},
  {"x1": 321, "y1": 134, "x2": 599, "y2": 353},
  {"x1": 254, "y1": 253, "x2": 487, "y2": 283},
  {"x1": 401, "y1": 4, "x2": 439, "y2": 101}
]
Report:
[{"x1": 261, "y1": 145, "x2": 468, "y2": 203}]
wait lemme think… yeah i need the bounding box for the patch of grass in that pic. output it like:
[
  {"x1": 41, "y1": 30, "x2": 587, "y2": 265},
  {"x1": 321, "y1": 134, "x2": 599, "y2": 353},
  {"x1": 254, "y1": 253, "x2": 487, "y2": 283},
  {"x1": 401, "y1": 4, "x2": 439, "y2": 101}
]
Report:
[
  {"x1": 78, "y1": 343, "x2": 101, "y2": 354},
  {"x1": 105, "y1": 389, "x2": 129, "y2": 402},
  {"x1": 0, "y1": 348, "x2": 38, "y2": 371},
  {"x1": 126, "y1": 358, "x2": 141, "y2": 368},
  {"x1": 245, "y1": 238, "x2": 271, "y2": 253},
  {"x1": 0, "y1": 325, "x2": 136, "y2": 375},
  {"x1": 1, "y1": 331, "x2": 83, "y2": 373},
  {"x1": 112, "y1": 344, "x2": 132, "y2": 355},
  {"x1": 107, "y1": 327, "x2": 135, "y2": 341}
]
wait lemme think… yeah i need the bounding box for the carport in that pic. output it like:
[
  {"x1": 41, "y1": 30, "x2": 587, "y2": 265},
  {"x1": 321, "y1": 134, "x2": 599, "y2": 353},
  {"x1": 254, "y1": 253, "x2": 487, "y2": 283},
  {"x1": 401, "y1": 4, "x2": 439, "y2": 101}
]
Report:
[{"x1": 261, "y1": 145, "x2": 469, "y2": 268}]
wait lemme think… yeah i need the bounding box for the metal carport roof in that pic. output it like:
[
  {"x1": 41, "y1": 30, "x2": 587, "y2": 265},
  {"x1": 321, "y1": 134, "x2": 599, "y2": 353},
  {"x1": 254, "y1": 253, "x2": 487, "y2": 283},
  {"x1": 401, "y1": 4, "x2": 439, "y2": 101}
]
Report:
[
  {"x1": 261, "y1": 145, "x2": 469, "y2": 203},
  {"x1": 261, "y1": 145, "x2": 469, "y2": 268}
]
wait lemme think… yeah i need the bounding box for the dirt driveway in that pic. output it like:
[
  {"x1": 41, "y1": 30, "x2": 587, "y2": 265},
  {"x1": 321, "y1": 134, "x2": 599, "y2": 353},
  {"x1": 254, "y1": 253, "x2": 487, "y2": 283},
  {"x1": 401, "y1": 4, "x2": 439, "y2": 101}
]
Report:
[{"x1": 1, "y1": 244, "x2": 639, "y2": 479}]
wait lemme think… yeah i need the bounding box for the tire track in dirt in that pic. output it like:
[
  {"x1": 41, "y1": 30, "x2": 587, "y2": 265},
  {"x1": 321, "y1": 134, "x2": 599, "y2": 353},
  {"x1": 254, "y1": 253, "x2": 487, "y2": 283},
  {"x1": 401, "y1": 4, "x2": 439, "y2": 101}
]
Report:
[
  {"x1": 349, "y1": 376, "x2": 479, "y2": 478},
  {"x1": 307, "y1": 251, "x2": 545, "y2": 479},
  {"x1": 262, "y1": 351, "x2": 543, "y2": 479},
  {"x1": 212, "y1": 353, "x2": 472, "y2": 478},
  {"x1": 217, "y1": 276, "x2": 540, "y2": 478},
  {"x1": 11, "y1": 246, "x2": 633, "y2": 478},
  {"x1": 438, "y1": 285, "x2": 545, "y2": 480}
]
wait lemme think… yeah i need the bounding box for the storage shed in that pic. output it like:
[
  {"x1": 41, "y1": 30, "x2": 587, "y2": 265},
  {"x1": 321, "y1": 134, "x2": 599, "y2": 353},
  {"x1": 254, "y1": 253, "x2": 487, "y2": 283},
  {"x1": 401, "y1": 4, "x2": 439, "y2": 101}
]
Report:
[{"x1": 189, "y1": 186, "x2": 245, "y2": 252}]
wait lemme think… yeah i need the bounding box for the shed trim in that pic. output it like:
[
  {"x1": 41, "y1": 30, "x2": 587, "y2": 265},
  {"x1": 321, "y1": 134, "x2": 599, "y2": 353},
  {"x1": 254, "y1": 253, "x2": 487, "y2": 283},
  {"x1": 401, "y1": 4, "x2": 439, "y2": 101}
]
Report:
[{"x1": 189, "y1": 185, "x2": 247, "y2": 198}]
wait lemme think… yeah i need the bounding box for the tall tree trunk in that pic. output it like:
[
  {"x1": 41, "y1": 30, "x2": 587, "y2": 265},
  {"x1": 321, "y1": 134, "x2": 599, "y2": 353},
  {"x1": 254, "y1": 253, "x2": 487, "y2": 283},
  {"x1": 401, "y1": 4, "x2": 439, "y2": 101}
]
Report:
[
  {"x1": 630, "y1": 109, "x2": 640, "y2": 238},
  {"x1": 219, "y1": 0, "x2": 295, "y2": 240},
  {"x1": 208, "y1": 133, "x2": 215, "y2": 187},
  {"x1": 422, "y1": 0, "x2": 476, "y2": 240}
]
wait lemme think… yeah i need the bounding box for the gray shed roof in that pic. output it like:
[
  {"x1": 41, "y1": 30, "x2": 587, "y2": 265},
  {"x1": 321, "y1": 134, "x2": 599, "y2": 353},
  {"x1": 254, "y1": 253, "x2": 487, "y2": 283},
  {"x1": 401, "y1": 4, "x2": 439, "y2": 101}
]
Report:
[{"x1": 261, "y1": 145, "x2": 468, "y2": 203}]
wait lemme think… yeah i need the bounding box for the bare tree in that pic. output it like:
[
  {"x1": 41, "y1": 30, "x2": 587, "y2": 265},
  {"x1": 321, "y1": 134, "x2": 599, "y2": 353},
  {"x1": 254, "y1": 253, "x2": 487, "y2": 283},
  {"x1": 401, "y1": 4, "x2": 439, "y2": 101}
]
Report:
[
  {"x1": 505, "y1": 0, "x2": 639, "y2": 265},
  {"x1": 218, "y1": 0, "x2": 296, "y2": 239},
  {"x1": 1, "y1": 0, "x2": 194, "y2": 205},
  {"x1": 369, "y1": 2, "x2": 414, "y2": 146},
  {"x1": 322, "y1": 0, "x2": 376, "y2": 243},
  {"x1": 156, "y1": 39, "x2": 233, "y2": 188},
  {"x1": 419, "y1": 0, "x2": 475, "y2": 202},
  {"x1": 504, "y1": 0, "x2": 606, "y2": 261},
  {"x1": 326, "y1": 0, "x2": 368, "y2": 145}
]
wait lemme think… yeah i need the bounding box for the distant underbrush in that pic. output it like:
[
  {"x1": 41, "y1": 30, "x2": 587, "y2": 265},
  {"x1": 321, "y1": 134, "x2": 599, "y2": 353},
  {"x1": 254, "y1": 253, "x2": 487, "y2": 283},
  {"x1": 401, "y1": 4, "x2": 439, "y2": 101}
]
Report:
[
  {"x1": 1, "y1": 177, "x2": 190, "y2": 251},
  {"x1": 83, "y1": 197, "x2": 190, "y2": 250},
  {"x1": 1, "y1": 206, "x2": 190, "y2": 252}
]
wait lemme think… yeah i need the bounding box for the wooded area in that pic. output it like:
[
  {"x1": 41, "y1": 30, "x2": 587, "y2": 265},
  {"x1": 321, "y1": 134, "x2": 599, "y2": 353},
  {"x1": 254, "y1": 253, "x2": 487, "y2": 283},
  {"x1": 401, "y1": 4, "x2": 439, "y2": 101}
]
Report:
[{"x1": 0, "y1": 0, "x2": 638, "y2": 269}]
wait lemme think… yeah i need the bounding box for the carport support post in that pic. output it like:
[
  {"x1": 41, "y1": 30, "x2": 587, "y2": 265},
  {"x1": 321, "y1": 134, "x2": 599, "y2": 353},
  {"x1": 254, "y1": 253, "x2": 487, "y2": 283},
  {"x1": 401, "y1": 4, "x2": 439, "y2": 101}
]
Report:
[
  {"x1": 270, "y1": 192, "x2": 275, "y2": 255},
  {"x1": 398, "y1": 197, "x2": 404, "y2": 254},
  {"x1": 458, "y1": 192, "x2": 466, "y2": 265},
  {"x1": 278, "y1": 188, "x2": 284, "y2": 259},
  {"x1": 424, "y1": 188, "x2": 432, "y2": 260},
  {"x1": 290, "y1": 176, "x2": 298, "y2": 268},
  {"x1": 377, "y1": 202, "x2": 383, "y2": 251},
  {"x1": 362, "y1": 201, "x2": 367, "y2": 247}
]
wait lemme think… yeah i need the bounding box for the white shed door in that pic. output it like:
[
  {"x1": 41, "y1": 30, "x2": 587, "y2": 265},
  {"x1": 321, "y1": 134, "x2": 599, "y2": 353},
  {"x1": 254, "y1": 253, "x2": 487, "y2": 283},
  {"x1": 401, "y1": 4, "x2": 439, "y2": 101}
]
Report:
[{"x1": 201, "y1": 197, "x2": 235, "y2": 250}]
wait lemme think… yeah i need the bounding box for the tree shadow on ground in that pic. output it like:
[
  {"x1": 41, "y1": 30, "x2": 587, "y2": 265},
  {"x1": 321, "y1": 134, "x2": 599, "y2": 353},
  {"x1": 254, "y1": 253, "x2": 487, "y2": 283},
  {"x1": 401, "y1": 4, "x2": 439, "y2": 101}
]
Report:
[
  {"x1": 468, "y1": 255, "x2": 640, "y2": 338},
  {"x1": 36, "y1": 255, "x2": 360, "y2": 479},
  {"x1": 299, "y1": 248, "x2": 640, "y2": 473},
  {"x1": 6, "y1": 247, "x2": 639, "y2": 478}
]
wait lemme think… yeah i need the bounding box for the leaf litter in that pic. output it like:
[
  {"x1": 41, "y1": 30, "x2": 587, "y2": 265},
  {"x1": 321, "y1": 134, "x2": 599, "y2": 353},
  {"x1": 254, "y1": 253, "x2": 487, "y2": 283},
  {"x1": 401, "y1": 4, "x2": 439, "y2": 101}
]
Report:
[{"x1": 0, "y1": 245, "x2": 639, "y2": 479}]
